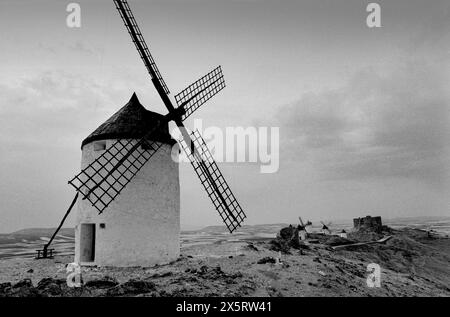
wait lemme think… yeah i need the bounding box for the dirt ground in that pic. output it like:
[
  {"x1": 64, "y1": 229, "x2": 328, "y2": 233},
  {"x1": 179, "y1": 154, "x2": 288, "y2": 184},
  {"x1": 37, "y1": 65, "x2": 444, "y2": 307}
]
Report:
[{"x1": 0, "y1": 228, "x2": 449, "y2": 297}]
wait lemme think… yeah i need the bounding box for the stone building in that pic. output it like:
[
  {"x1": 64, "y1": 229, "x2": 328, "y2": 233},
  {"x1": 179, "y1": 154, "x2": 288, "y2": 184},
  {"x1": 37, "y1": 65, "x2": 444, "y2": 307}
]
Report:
[{"x1": 353, "y1": 216, "x2": 382, "y2": 233}]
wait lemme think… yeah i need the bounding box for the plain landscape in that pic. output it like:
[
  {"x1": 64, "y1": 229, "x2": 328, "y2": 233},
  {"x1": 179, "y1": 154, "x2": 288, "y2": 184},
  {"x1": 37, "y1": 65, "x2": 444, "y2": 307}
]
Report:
[{"x1": 0, "y1": 216, "x2": 449, "y2": 297}]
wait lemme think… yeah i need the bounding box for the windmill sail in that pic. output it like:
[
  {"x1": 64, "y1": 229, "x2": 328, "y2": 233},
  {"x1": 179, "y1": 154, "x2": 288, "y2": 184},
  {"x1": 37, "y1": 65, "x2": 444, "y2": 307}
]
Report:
[
  {"x1": 69, "y1": 124, "x2": 165, "y2": 214},
  {"x1": 114, "y1": 0, "x2": 170, "y2": 95},
  {"x1": 67, "y1": 69, "x2": 224, "y2": 214},
  {"x1": 180, "y1": 130, "x2": 246, "y2": 233},
  {"x1": 68, "y1": 0, "x2": 247, "y2": 232},
  {"x1": 175, "y1": 66, "x2": 226, "y2": 121},
  {"x1": 68, "y1": 82, "x2": 215, "y2": 214}
]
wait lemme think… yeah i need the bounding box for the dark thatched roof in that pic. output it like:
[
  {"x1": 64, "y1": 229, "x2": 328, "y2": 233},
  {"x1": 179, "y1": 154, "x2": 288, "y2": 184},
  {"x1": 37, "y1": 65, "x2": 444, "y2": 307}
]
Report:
[{"x1": 81, "y1": 93, "x2": 173, "y2": 149}]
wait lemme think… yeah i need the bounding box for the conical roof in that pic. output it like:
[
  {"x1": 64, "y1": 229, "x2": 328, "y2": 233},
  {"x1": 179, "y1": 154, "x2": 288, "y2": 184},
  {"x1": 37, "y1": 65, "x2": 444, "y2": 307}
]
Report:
[{"x1": 81, "y1": 93, "x2": 173, "y2": 148}]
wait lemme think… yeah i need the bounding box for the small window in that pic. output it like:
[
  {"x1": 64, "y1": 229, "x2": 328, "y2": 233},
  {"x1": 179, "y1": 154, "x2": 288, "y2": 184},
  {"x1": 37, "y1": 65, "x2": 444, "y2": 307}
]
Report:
[
  {"x1": 94, "y1": 141, "x2": 106, "y2": 151},
  {"x1": 99, "y1": 223, "x2": 106, "y2": 229}
]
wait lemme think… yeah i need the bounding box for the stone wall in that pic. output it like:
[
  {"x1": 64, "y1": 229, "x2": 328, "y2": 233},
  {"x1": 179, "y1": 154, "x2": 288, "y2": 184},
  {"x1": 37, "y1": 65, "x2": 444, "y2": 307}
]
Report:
[{"x1": 353, "y1": 216, "x2": 382, "y2": 233}]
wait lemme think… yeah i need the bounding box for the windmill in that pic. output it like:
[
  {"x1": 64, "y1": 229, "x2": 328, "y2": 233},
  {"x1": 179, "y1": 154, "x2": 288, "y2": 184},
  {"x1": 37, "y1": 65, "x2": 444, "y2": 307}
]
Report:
[
  {"x1": 37, "y1": 0, "x2": 246, "y2": 261},
  {"x1": 338, "y1": 229, "x2": 348, "y2": 238},
  {"x1": 298, "y1": 217, "x2": 312, "y2": 231},
  {"x1": 298, "y1": 217, "x2": 309, "y2": 240},
  {"x1": 320, "y1": 221, "x2": 332, "y2": 235}
]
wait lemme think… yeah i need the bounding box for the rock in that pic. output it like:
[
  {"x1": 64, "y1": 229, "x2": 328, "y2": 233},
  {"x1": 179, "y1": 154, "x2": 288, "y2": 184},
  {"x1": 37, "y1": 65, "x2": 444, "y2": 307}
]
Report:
[
  {"x1": 8, "y1": 279, "x2": 41, "y2": 297},
  {"x1": 27, "y1": 269, "x2": 34, "y2": 273},
  {"x1": 0, "y1": 282, "x2": 12, "y2": 297},
  {"x1": 257, "y1": 257, "x2": 276, "y2": 264},
  {"x1": 270, "y1": 225, "x2": 310, "y2": 253},
  {"x1": 266, "y1": 286, "x2": 283, "y2": 297},
  {"x1": 36, "y1": 278, "x2": 69, "y2": 296},
  {"x1": 278, "y1": 225, "x2": 298, "y2": 240},
  {"x1": 107, "y1": 279, "x2": 156, "y2": 296},
  {"x1": 269, "y1": 239, "x2": 291, "y2": 254},
  {"x1": 199, "y1": 265, "x2": 209, "y2": 275},
  {"x1": 237, "y1": 284, "x2": 255, "y2": 295},
  {"x1": 13, "y1": 279, "x2": 33, "y2": 288},
  {"x1": 186, "y1": 265, "x2": 243, "y2": 284},
  {"x1": 161, "y1": 286, "x2": 196, "y2": 297},
  {"x1": 84, "y1": 276, "x2": 119, "y2": 289},
  {"x1": 197, "y1": 265, "x2": 223, "y2": 278},
  {"x1": 184, "y1": 275, "x2": 199, "y2": 283},
  {"x1": 245, "y1": 243, "x2": 259, "y2": 252}
]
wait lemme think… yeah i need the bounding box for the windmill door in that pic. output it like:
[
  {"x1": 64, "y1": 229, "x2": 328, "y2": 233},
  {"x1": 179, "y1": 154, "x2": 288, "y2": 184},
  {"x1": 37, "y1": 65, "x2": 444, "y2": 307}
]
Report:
[{"x1": 80, "y1": 223, "x2": 96, "y2": 262}]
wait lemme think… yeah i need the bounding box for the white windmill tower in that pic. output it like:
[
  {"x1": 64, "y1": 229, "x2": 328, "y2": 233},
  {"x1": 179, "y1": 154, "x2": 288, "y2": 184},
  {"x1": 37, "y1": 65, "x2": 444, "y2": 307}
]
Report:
[
  {"x1": 37, "y1": 0, "x2": 246, "y2": 266},
  {"x1": 75, "y1": 93, "x2": 180, "y2": 267}
]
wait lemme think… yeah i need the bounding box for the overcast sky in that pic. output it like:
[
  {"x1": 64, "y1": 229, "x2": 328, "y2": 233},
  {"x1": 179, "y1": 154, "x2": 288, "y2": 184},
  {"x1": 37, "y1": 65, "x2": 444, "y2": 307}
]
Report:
[{"x1": 0, "y1": 0, "x2": 449, "y2": 233}]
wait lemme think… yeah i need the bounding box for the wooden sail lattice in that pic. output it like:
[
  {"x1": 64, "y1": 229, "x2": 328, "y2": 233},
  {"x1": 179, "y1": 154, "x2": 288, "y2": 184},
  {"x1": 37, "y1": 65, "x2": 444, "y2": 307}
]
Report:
[
  {"x1": 175, "y1": 66, "x2": 225, "y2": 121},
  {"x1": 114, "y1": 0, "x2": 170, "y2": 95},
  {"x1": 68, "y1": 137, "x2": 163, "y2": 214},
  {"x1": 71, "y1": 0, "x2": 245, "y2": 228},
  {"x1": 180, "y1": 130, "x2": 246, "y2": 233}
]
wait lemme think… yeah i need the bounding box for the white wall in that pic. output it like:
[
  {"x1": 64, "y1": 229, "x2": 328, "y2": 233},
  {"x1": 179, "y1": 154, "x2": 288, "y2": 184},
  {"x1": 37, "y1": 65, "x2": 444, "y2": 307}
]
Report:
[{"x1": 75, "y1": 139, "x2": 180, "y2": 267}]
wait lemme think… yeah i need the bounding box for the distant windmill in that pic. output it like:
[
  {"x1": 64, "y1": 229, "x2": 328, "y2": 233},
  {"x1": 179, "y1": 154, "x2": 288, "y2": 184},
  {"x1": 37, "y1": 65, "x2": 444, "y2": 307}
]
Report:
[
  {"x1": 321, "y1": 221, "x2": 332, "y2": 235},
  {"x1": 298, "y1": 217, "x2": 309, "y2": 240},
  {"x1": 37, "y1": 0, "x2": 246, "y2": 265},
  {"x1": 298, "y1": 217, "x2": 312, "y2": 230},
  {"x1": 339, "y1": 229, "x2": 348, "y2": 238},
  {"x1": 298, "y1": 217, "x2": 307, "y2": 231}
]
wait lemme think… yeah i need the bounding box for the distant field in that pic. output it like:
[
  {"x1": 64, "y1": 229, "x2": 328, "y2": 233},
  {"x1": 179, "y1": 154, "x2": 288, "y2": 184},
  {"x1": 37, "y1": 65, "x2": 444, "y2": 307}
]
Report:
[
  {"x1": 0, "y1": 228, "x2": 75, "y2": 259},
  {"x1": 0, "y1": 224, "x2": 286, "y2": 260},
  {"x1": 1, "y1": 217, "x2": 448, "y2": 260}
]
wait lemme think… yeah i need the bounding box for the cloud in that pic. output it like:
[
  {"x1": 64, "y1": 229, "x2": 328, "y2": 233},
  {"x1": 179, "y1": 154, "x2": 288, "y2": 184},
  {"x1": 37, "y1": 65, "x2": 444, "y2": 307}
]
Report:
[
  {"x1": 277, "y1": 58, "x2": 449, "y2": 187},
  {"x1": 0, "y1": 72, "x2": 111, "y2": 151},
  {"x1": 0, "y1": 70, "x2": 155, "y2": 232},
  {"x1": 0, "y1": 70, "x2": 155, "y2": 149},
  {"x1": 0, "y1": 69, "x2": 158, "y2": 193},
  {"x1": 67, "y1": 41, "x2": 103, "y2": 57}
]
